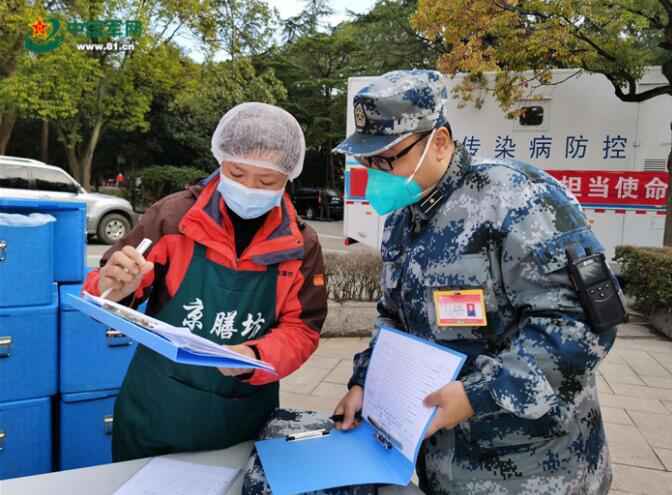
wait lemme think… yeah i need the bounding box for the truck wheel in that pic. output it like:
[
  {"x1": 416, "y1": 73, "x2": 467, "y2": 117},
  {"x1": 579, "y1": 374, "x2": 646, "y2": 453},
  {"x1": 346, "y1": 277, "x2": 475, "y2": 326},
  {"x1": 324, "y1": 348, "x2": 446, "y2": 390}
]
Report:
[
  {"x1": 304, "y1": 206, "x2": 315, "y2": 220},
  {"x1": 98, "y1": 213, "x2": 130, "y2": 245}
]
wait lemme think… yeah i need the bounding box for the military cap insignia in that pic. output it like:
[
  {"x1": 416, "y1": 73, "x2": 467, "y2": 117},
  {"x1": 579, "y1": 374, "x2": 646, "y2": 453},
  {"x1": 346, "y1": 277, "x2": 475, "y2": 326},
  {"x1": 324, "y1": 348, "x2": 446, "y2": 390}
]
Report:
[{"x1": 354, "y1": 103, "x2": 367, "y2": 130}]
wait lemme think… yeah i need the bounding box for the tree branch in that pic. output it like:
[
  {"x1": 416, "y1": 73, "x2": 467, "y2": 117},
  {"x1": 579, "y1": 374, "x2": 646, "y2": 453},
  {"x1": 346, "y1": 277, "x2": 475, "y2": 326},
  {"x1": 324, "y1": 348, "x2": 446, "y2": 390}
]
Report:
[
  {"x1": 530, "y1": 69, "x2": 583, "y2": 88},
  {"x1": 0, "y1": 34, "x2": 24, "y2": 78},
  {"x1": 495, "y1": 1, "x2": 669, "y2": 99},
  {"x1": 493, "y1": 1, "x2": 550, "y2": 21},
  {"x1": 385, "y1": 7, "x2": 449, "y2": 55},
  {"x1": 157, "y1": 16, "x2": 174, "y2": 41},
  {"x1": 550, "y1": 13, "x2": 623, "y2": 65},
  {"x1": 605, "y1": 73, "x2": 672, "y2": 101},
  {"x1": 606, "y1": 1, "x2": 665, "y2": 29},
  {"x1": 165, "y1": 20, "x2": 185, "y2": 44},
  {"x1": 586, "y1": 11, "x2": 630, "y2": 34}
]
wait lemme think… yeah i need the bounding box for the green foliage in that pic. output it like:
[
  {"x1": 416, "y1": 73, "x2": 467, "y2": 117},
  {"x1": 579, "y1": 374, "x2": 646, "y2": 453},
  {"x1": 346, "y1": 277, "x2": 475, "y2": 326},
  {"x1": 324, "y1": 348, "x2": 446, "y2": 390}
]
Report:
[
  {"x1": 1, "y1": 1, "x2": 231, "y2": 188},
  {"x1": 1, "y1": 43, "x2": 101, "y2": 121},
  {"x1": 0, "y1": 1, "x2": 36, "y2": 80},
  {"x1": 614, "y1": 245, "x2": 672, "y2": 313},
  {"x1": 259, "y1": 11, "x2": 359, "y2": 188},
  {"x1": 168, "y1": 57, "x2": 287, "y2": 168},
  {"x1": 270, "y1": 31, "x2": 356, "y2": 151},
  {"x1": 282, "y1": 0, "x2": 334, "y2": 42},
  {"x1": 1, "y1": 0, "x2": 452, "y2": 193},
  {"x1": 140, "y1": 165, "x2": 206, "y2": 203},
  {"x1": 209, "y1": 0, "x2": 278, "y2": 59},
  {"x1": 413, "y1": 0, "x2": 672, "y2": 110},
  {"x1": 346, "y1": 0, "x2": 444, "y2": 74},
  {"x1": 264, "y1": 0, "x2": 444, "y2": 188},
  {"x1": 99, "y1": 186, "x2": 126, "y2": 198}
]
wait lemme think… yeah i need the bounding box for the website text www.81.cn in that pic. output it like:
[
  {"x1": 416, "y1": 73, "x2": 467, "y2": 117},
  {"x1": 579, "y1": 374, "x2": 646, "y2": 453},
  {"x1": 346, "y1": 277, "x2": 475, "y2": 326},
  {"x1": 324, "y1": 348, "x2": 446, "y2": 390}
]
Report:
[{"x1": 76, "y1": 41, "x2": 135, "y2": 52}]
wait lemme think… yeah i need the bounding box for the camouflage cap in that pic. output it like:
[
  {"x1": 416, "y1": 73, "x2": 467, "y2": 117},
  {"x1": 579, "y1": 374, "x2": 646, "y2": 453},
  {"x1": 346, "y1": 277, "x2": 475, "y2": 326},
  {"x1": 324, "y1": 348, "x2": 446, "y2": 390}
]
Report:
[{"x1": 333, "y1": 69, "x2": 449, "y2": 157}]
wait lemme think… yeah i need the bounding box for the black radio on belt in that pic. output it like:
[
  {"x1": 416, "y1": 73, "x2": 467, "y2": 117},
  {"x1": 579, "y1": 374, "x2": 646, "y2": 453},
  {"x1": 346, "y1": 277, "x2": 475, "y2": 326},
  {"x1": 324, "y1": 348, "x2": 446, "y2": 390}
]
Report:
[{"x1": 565, "y1": 245, "x2": 628, "y2": 333}]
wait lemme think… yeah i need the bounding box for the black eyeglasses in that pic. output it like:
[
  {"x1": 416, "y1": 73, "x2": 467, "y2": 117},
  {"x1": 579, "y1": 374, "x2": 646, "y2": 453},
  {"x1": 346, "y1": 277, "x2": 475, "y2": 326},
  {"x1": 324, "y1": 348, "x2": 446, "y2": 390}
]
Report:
[{"x1": 356, "y1": 132, "x2": 431, "y2": 172}]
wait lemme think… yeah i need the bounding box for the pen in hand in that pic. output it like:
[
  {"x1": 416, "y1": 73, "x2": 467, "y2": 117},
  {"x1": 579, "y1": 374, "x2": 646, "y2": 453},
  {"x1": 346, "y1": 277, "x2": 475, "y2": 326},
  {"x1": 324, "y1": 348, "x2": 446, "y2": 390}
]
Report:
[
  {"x1": 100, "y1": 238, "x2": 153, "y2": 300},
  {"x1": 330, "y1": 411, "x2": 363, "y2": 423}
]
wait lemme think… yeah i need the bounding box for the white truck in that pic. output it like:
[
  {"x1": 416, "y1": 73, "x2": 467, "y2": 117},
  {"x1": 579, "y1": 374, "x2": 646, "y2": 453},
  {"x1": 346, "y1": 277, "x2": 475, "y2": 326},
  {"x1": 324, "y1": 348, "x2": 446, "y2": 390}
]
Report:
[{"x1": 343, "y1": 68, "x2": 671, "y2": 261}]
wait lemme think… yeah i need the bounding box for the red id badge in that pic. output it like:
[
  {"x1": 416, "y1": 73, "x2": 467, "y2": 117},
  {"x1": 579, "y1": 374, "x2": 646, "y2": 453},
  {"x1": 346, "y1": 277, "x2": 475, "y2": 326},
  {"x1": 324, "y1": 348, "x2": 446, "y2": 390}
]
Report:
[{"x1": 433, "y1": 289, "x2": 487, "y2": 327}]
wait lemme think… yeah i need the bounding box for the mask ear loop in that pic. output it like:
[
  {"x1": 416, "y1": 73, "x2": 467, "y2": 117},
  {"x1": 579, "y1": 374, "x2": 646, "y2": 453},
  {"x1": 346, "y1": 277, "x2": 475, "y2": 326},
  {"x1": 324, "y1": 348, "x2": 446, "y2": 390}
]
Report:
[{"x1": 406, "y1": 128, "x2": 436, "y2": 184}]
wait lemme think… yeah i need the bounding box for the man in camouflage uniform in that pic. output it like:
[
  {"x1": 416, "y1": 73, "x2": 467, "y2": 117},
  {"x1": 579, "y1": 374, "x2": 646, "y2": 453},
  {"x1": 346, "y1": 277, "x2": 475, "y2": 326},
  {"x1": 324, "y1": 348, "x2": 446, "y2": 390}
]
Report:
[{"x1": 330, "y1": 70, "x2": 617, "y2": 495}]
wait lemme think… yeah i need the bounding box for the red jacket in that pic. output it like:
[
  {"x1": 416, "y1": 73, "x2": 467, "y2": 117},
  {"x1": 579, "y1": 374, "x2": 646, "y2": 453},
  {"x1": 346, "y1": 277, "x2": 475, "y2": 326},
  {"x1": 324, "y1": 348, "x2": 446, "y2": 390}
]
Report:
[{"x1": 84, "y1": 178, "x2": 328, "y2": 385}]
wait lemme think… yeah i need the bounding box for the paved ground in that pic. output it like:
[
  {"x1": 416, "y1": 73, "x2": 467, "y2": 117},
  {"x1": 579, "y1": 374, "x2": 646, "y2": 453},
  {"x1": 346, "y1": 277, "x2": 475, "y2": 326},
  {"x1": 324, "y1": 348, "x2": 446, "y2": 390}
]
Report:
[{"x1": 280, "y1": 318, "x2": 672, "y2": 495}]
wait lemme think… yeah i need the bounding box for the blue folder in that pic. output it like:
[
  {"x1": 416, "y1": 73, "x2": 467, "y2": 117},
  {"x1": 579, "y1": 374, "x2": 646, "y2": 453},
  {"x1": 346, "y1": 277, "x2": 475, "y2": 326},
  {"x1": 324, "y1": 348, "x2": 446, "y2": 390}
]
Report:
[
  {"x1": 255, "y1": 327, "x2": 466, "y2": 495},
  {"x1": 65, "y1": 294, "x2": 275, "y2": 371},
  {"x1": 256, "y1": 422, "x2": 412, "y2": 494}
]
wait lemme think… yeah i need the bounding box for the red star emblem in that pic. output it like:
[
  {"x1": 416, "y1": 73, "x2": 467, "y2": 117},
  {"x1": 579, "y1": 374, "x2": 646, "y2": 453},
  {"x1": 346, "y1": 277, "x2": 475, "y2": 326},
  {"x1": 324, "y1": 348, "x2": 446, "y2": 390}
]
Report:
[{"x1": 31, "y1": 18, "x2": 49, "y2": 39}]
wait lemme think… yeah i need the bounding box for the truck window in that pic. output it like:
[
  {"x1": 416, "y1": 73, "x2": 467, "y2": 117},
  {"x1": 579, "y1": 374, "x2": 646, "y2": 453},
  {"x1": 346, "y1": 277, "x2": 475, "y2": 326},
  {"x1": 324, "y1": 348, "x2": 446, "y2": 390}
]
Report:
[
  {"x1": 32, "y1": 168, "x2": 80, "y2": 193},
  {"x1": 519, "y1": 106, "x2": 544, "y2": 126},
  {"x1": 0, "y1": 164, "x2": 30, "y2": 190}
]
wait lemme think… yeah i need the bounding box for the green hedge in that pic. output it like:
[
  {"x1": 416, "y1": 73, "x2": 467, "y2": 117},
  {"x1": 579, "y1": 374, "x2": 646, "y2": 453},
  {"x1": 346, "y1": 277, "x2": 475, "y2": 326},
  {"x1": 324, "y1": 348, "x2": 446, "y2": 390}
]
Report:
[
  {"x1": 135, "y1": 165, "x2": 206, "y2": 205},
  {"x1": 614, "y1": 245, "x2": 672, "y2": 313},
  {"x1": 324, "y1": 252, "x2": 382, "y2": 302}
]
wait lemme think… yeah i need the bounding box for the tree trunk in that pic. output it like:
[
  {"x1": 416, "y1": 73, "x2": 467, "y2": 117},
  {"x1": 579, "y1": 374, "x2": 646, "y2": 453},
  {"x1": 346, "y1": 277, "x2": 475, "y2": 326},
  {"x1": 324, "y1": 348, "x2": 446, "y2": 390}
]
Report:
[
  {"x1": 328, "y1": 145, "x2": 335, "y2": 189},
  {"x1": 0, "y1": 111, "x2": 17, "y2": 155},
  {"x1": 58, "y1": 120, "x2": 103, "y2": 191},
  {"x1": 81, "y1": 155, "x2": 93, "y2": 191},
  {"x1": 0, "y1": 28, "x2": 26, "y2": 155},
  {"x1": 41, "y1": 119, "x2": 49, "y2": 163},
  {"x1": 57, "y1": 124, "x2": 82, "y2": 183},
  {"x1": 65, "y1": 145, "x2": 82, "y2": 184},
  {"x1": 80, "y1": 119, "x2": 104, "y2": 191}
]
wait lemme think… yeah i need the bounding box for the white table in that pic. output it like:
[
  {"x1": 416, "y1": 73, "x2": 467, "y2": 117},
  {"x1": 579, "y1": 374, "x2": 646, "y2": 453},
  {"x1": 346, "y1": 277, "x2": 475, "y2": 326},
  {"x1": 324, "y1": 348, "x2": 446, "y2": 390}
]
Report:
[{"x1": 0, "y1": 442, "x2": 423, "y2": 494}]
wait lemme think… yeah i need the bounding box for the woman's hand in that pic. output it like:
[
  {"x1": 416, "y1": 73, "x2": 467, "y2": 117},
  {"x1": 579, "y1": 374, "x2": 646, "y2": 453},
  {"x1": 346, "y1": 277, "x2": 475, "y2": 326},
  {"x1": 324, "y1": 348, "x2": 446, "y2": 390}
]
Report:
[
  {"x1": 98, "y1": 246, "x2": 154, "y2": 301},
  {"x1": 218, "y1": 344, "x2": 257, "y2": 377}
]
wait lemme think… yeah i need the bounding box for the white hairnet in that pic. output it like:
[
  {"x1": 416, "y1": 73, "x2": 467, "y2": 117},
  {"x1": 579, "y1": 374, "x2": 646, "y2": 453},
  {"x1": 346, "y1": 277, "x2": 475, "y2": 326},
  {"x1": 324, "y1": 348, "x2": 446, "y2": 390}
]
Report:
[{"x1": 211, "y1": 102, "x2": 306, "y2": 181}]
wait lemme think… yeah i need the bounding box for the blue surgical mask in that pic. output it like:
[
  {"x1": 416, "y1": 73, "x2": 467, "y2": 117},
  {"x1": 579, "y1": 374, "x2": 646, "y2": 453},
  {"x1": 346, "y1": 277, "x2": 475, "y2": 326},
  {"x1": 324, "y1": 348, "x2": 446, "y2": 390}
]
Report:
[
  {"x1": 217, "y1": 173, "x2": 284, "y2": 219},
  {"x1": 365, "y1": 169, "x2": 423, "y2": 216},
  {"x1": 364, "y1": 129, "x2": 435, "y2": 216}
]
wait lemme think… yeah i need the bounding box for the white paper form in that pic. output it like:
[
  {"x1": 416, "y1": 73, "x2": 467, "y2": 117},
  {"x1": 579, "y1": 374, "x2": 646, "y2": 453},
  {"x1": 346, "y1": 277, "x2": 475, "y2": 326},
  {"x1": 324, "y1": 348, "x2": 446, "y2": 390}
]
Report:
[
  {"x1": 113, "y1": 457, "x2": 240, "y2": 495},
  {"x1": 362, "y1": 328, "x2": 466, "y2": 462}
]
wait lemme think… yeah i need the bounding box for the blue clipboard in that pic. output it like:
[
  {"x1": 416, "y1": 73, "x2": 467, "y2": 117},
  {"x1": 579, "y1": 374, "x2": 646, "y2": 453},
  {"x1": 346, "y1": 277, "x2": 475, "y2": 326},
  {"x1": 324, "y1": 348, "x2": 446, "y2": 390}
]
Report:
[
  {"x1": 255, "y1": 327, "x2": 466, "y2": 495},
  {"x1": 256, "y1": 421, "x2": 411, "y2": 495},
  {"x1": 65, "y1": 294, "x2": 276, "y2": 372}
]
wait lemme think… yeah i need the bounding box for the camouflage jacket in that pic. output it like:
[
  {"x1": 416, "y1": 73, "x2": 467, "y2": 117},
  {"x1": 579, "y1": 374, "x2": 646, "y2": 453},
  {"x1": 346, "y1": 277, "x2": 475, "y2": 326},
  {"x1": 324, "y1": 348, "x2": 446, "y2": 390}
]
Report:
[{"x1": 349, "y1": 144, "x2": 616, "y2": 493}]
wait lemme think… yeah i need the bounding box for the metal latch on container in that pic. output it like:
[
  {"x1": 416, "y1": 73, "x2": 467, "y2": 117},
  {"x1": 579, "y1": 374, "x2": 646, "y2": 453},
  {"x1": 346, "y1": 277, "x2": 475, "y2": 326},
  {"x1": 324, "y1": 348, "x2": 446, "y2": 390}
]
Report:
[
  {"x1": 0, "y1": 430, "x2": 6, "y2": 451},
  {"x1": 106, "y1": 329, "x2": 131, "y2": 347},
  {"x1": 103, "y1": 415, "x2": 114, "y2": 435},
  {"x1": 0, "y1": 240, "x2": 6, "y2": 262},
  {"x1": 0, "y1": 336, "x2": 12, "y2": 358}
]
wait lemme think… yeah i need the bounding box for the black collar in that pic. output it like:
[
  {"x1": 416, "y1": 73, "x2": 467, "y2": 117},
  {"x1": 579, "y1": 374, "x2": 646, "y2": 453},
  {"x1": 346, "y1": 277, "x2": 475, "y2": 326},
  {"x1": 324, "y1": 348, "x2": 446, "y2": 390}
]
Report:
[{"x1": 409, "y1": 144, "x2": 472, "y2": 232}]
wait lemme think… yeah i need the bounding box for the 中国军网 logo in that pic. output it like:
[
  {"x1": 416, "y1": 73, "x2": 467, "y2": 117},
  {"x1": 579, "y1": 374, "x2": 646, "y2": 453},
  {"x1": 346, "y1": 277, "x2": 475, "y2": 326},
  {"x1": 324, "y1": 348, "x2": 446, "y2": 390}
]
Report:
[
  {"x1": 24, "y1": 17, "x2": 143, "y2": 54},
  {"x1": 24, "y1": 17, "x2": 64, "y2": 54}
]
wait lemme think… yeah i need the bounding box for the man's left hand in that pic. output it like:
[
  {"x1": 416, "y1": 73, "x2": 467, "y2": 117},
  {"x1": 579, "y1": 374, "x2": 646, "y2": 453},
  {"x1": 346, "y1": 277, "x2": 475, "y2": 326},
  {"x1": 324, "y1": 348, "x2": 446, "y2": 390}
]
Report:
[
  {"x1": 217, "y1": 344, "x2": 256, "y2": 377},
  {"x1": 423, "y1": 381, "x2": 475, "y2": 438}
]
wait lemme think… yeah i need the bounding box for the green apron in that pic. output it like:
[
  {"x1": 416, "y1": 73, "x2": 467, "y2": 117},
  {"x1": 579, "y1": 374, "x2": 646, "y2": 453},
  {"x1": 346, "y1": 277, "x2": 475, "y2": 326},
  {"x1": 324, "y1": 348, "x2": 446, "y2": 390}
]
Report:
[{"x1": 112, "y1": 243, "x2": 279, "y2": 461}]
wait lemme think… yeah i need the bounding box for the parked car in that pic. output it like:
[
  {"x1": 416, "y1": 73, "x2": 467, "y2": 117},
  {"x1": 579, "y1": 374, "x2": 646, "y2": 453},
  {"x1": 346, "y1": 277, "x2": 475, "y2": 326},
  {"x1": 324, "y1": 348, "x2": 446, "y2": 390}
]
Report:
[
  {"x1": 291, "y1": 187, "x2": 343, "y2": 220},
  {"x1": 0, "y1": 155, "x2": 137, "y2": 244}
]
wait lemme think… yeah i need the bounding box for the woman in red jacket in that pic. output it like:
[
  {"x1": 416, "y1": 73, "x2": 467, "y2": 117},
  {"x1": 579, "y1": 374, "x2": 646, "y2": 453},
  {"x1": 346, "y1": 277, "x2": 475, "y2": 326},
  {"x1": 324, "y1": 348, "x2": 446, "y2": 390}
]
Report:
[{"x1": 83, "y1": 102, "x2": 328, "y2": 461}]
